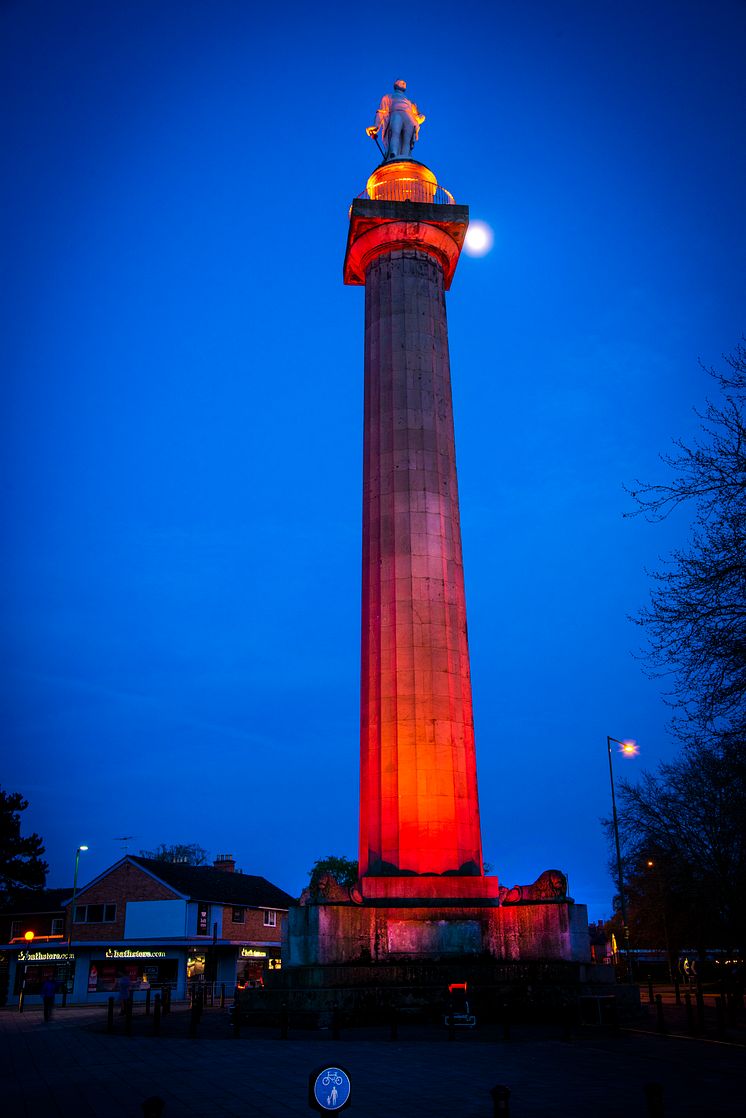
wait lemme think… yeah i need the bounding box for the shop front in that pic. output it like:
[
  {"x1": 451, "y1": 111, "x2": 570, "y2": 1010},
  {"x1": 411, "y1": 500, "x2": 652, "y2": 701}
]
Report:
[{"x1": 11, "y1": 947, "x2": 77, "y2": 1005}]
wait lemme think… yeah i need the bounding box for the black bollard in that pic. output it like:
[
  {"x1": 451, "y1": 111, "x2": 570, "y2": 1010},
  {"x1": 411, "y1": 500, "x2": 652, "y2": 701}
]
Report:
[
  {"x1": 673, "y1": 974, "x2": 681, "y2": 1005},
  {"x1": 280, "y1": 1002, "x2": 289, "y2": 1040},
  {"x1": 726, "y1": 992, "x2": 738, "y2": 1026},
  {"x1": 715, "y1": 996, "x2": 726, "y2": 1039},
  {"x1": 153, "y1": 993, "x2": 161, "y2": 1036},
  {"x1": 107, "y1": 996, "x2": 115, "y2": 1034},
  {"x1": 141, "y1": 1097, "x2": 165, "y2": 1117},
  {"x1": 125, "y1": 994, "x2": 133, "y2": 1037},
  {"x1": 18, "y1": 989, "x2": 25, "y2": 1014},
  {"x1": 448, "y1": 1010, "x2": 456, "y2": 1041},
  {"x1": 644, "y1": 1082, "x2": 664, "y2": 1118},
  {"x1": 332, "y1": 1003, "x2": 341, "y2": 1041},
  {"x1": 220, "y1": 983, "x2": 226, "y2": 1010},
  {"x1": 163, "y1": 986, "x2": 171, "y2": 1015},
  {"x1": 502, "y1": 1002, "x2": 511, "y2": 1043},
  {"x1": 695, "y1": 985, "x2": 706, "y2": 1034},
  {"x1": 490, "y1": 1085, "x2": 511, "y2": 1116},
  {"x1": 684, "y1": 992, "x2": 694, "y2": 1034},
  {"x1": 189, "y1": 992, "x2": 201, "y2": 1038},
  {"x1": 389, "y1": 1006, "x2": 398, "y2": 1041},
  {"x1": 233, "y1": 986, "x2": 241, "y2": 1038},
  {"x1": 61, "y1": 983, "x2": 68, "y2": 1008},
  {"x1": 647, "y1": 974, "x2": 654, "y2": 1004},
  {"x1": 145, "y1": 988, "x2": 151, "y2": 1016},
  {"x1": 655, "y1": 994, "x2": 667, "y2": 1035}
]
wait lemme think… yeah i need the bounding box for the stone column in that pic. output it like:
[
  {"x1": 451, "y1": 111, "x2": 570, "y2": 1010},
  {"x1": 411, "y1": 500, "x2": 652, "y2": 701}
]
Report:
[{"x1": 344, "y1": 167, "x2": 487, "y2": 883}]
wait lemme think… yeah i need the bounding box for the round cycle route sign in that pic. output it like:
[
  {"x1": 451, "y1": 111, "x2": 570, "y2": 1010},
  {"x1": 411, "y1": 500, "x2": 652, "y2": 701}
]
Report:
[{"x1": 309, "y1": 1065, "x2": 352, "y2": 1112}]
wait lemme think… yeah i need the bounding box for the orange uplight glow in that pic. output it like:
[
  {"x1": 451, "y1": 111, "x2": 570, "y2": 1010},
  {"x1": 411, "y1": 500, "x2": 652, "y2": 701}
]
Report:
[
  {"x1": 620, "y1": 740, "x2": 639, "y2": 757},
  {"x1": 24, "y1": 930, "x2": 34, "y2": 941}
]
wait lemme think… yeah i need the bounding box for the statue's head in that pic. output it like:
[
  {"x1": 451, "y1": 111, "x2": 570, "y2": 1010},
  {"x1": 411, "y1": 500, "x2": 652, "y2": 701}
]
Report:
[{"x1": 393, "y1": 79, "x2": 407, "y2": 92}]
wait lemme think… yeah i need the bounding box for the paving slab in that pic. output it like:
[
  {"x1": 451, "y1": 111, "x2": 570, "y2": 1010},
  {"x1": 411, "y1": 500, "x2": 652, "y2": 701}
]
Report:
[{"x1": 1, "y1": 1003, "x2": 743, "y2": 1116}]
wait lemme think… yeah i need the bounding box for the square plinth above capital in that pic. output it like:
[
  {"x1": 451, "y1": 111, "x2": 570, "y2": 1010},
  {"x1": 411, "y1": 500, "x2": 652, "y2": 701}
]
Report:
[{"x1": 344, "y1": 198, "x2": 470, "y2": 289}]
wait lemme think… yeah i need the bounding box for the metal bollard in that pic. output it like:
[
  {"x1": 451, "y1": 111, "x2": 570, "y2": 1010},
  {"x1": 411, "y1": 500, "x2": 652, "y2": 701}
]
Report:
[
  {"x1": 647, "y1": 974, "x2": 654, "y2": 1003},
  {"x1": 695, "y1": 986, "x2": 706, "y2": 1034},
  {"x1": 153, "y1": 993, "x2": 161, "y2": 1036},
  {"x1": 673, "y1": 974, "x2": 681, "y2": 1005},
  {"x1": 189, "y1": 991, "x2": 202, "y2": 1037},
  {"x1": 107, "y1": 996, "x2": 115, "y2": 1034},
  {"x1": 145, "y1": 987, "x2": 151, "y2": 1016},
  {"x1": 18, "y1": 989, "x2": 25, "y2": 1014},
  {"x1": 221, "y1": 983, "x2": 226, "y2": 1010},
  {"x1": 644, "y1": 1082, "x2": 664, "y2": 1118},
  {"x1": 233, "y1": 986, "x2": 241, "y2": 1038},
  {"x1": 715, "y1": 996, "x2": 726, "y2": 1038},
  {"x1": 684, "y1": 992, "x2": 694, "y2": 1034},
  {"x1": 332, "y1": 1003, "x2": 341, "y2": 1041},
  {"x1": 655, "y1": 994, "x2": 667, "y2": 1035},
  {"x1": 125, "y1": 995, "x2": 133, "y2": 1037},
  {"x1": 61, "y1": 983, "x2": 68, "y2": 1008},
  {"x1": 502, "y1": 1002, "x2": 511, "y2": 1042},
  {"x1": 389, "y1": 1006, "x2": 398, "y2": 1041},
  {"x1": 280, "y1": 1002, "x2": 289, "y2": 1040},
  {"x1": 491, "y1": 1085, "x2": 511, "y2": 1116}
]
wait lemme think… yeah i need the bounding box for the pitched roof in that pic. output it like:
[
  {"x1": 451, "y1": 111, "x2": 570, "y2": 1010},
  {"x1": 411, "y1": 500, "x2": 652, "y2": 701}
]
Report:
[
  {"x1": 129, "y1": 857, "x2": 295, "y2": 909},
  {"x1": 0, "y1": 888, "x2": 72, "y2": 915}
]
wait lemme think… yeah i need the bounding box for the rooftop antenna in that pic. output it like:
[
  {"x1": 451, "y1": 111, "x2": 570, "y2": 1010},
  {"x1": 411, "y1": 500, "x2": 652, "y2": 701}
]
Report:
[{"x1": 114, "y1": 835, "x2": 135, "y2": 854}]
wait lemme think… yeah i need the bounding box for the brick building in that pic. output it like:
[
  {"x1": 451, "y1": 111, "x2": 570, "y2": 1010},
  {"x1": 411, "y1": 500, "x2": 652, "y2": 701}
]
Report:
[{"x1": 1, "y1": 854, "x2": 294, "y2": 1006}]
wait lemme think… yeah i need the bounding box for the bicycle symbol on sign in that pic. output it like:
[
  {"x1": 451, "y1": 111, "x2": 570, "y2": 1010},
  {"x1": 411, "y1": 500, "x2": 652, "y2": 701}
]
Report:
[{"x1": 322, "y1": 1071, "x2": 343, "y2": 1087}]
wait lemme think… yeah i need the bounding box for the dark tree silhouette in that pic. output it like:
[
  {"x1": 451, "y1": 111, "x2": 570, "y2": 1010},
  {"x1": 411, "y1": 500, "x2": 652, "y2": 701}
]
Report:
[
  {"x1": 0, "y1": 788, "x2": 48, "y2": 900},
  {"x1": 138, "y1": 843, "x2": 209, "y2": 865},
  {"x1": 626, "y1": 342, "x2": 746, "y2": 739}
]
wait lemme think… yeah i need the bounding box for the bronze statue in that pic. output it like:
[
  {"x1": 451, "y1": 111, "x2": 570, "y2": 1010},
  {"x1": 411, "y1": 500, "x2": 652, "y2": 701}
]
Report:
[{"x1": 367, "y1": 79, "x2": 425, "y2": 160}]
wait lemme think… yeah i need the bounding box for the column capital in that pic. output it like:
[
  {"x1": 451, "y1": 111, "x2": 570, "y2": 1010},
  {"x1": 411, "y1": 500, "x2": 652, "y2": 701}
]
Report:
[{"x1": 344, "y1": 198, "x2": 469, "y2": 289}]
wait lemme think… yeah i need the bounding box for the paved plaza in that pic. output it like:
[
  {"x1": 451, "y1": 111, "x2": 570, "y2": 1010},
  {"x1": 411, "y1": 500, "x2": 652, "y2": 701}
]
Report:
[{"x1": 1, "y1": 994, "x2": 744, "y2": 1117}]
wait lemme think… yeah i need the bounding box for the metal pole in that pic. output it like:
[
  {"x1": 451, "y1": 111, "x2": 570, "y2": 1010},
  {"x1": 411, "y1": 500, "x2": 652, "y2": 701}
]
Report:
[
  {"x1": 607, "y1": 737, "x2": 631, "y2": 978},
  {"x1": 67, "y1": 848, "x2": 81, "y2": 950}
]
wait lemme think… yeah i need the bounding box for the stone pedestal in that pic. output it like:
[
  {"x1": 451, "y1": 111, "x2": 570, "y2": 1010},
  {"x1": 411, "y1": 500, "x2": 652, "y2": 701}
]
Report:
[{"x1": 286, "y1": 896, "x2": 591, "y2": 968}]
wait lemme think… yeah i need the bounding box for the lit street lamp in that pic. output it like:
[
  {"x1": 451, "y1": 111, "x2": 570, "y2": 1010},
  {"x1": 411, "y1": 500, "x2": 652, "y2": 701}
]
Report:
[
  {"x1": 607, "y1": 736, "x2": 638, "y2": 978},
  {"x1": 67, "y1": 845, "x2": 89, "y2": 949},
  {"x1": 646, "y1": 859, "x2": 674, "y2": 982}
]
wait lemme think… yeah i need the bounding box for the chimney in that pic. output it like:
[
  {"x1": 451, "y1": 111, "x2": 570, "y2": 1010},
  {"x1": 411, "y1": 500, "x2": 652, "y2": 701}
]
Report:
[{"x1": 214, "y1": 854, "x2": 236, "y2": 873}]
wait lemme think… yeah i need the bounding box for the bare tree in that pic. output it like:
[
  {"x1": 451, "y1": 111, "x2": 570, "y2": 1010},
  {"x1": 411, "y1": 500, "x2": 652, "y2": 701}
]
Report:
[
  {"x1": 139, "y1": 843, "x2": 209, "y2": 865},
  {"x1": 626, "y1": 342, "x2": 746, "y2": 739}
]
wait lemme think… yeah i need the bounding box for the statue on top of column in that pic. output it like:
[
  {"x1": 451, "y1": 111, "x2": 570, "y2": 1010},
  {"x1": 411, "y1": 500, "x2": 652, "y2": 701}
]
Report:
[{"x1": 366, "y1": 79, "x2": 426, "y2": 161}]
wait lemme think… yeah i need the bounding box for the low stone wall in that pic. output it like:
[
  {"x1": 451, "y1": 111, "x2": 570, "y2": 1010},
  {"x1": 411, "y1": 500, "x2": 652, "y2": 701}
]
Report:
[{"x1": 286, "y1": 899, "x2": 591, "y2": 967}]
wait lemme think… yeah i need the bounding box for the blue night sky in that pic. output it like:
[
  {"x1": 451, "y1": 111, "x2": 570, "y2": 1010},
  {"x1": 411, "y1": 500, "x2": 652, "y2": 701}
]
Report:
[{"x1": 2, "y1": 1, "x2": 744, "y2": 921}]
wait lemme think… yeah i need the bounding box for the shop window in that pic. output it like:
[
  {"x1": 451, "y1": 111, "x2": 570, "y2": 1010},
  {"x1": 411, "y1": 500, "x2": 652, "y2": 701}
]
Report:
[
  {"x1": 263, "y1": 910, "x2": 277, "y2": 927},
  {"x1": 51, "y1": 918, "x2": 64, "y2": 935},
  {"x1": 74, "y1": 903, "x2": 117, "y2": 923},
  {"x1": 232, "y1": 907, "x2": 245, "y2": 923}
]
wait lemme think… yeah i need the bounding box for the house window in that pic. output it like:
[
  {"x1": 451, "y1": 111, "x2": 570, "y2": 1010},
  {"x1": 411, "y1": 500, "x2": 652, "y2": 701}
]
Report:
[
  {"x1": 10, "y1": 920, "x2": 22, "y2": 939},
  {"x1": 74, "y1": 903, "x2": 116, "y2": 923},
  {"x1": 51, "y1": 918, "x2": 64, "y2": 935},
  {"x1": 263, "y1": 910, "x2": 277, "y2": 927},
  {"x1": 232, "y1": 907, "x2": 245, "y2": 923}
]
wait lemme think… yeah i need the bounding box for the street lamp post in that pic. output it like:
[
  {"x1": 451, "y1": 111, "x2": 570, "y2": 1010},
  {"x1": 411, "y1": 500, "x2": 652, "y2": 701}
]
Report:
[
  {"x1": 647, "y1": 859, "x2": 674, "y2": 983},
  {"x1": 607, "y1": 736, "x2": 638, "y2": 979},
  {"x1": 62, "y1": 844, "x2": 88, "y2": 1009},
  {"x1": 67, "y1": 846, "x2": 89, "y2": 950}
]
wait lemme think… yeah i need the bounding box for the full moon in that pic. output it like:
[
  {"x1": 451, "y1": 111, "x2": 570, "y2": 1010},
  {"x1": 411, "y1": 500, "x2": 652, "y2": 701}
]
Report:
[{"x1": 464, "y1": 220, "x2": 494, "y2": 257}]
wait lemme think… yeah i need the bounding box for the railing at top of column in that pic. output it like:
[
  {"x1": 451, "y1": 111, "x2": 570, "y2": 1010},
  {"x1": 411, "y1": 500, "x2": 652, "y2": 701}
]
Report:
[{"x1": 355, "y1": 179, "x2": 455, "y2": 206}]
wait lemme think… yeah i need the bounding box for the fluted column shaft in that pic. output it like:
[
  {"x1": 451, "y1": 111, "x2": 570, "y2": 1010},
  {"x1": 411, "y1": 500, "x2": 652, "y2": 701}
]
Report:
[{"x1": 359, "y1": 248, "x2": 483, "y2": 877}]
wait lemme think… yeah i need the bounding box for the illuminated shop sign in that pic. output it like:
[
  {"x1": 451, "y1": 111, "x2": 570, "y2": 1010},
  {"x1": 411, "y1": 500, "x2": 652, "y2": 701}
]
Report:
[
  {"x1": 105, "y1": 948, "x2": 167, "y2": 960},
  {"x1": 197, "y1": 903, "x2": 209, "y2": 935},
  {"x1": 240, "y1": 948, "x2": 267, "y2": 958},
  {"x1": 18, "y1": 950, "x2": 75, "y2": 962}
]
